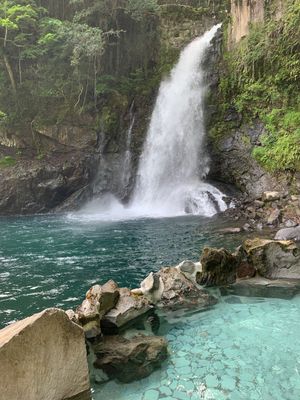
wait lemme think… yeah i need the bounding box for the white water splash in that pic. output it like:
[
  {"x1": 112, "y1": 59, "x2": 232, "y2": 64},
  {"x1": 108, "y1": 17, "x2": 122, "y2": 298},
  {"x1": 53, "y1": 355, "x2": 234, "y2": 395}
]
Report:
[
  {"x1": 130, "y1": 23, "x2": 226, "y2": 217},
  {"x1": 74, "y1": 24, "x2": 227, "y2": 221}
]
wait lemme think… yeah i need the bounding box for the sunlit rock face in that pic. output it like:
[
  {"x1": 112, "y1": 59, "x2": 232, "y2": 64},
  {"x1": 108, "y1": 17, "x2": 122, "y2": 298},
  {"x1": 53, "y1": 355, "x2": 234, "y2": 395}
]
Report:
[
  {"x1": 228, "y1": 0, "x2": 264, "y2": 45},
  {"x1": 0, "y1": 308, "x2": 90, "y2": 400}
]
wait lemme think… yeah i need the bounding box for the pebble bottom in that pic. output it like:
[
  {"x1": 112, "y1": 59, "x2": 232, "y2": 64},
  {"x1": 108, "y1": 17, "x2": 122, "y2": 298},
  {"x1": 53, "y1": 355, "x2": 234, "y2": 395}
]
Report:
[{"x1": 92, "y1": 295, "x2": 300, "y2": 399}]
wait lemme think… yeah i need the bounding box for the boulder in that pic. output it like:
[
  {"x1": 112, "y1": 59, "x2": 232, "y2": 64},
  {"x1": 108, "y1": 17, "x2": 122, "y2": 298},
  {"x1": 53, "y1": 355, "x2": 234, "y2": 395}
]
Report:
[
  {"x1": 156, "y1": 266, "x2": 217, "y2": 310},
  {"x1": 101, "y1": 288, "x2": 152, "y2": 332},
  {"x1": 262, "y1": 191, "x2": 281, "y2": 202},
  {"x1": 275, "y1": 226, "x2": 300, "y2": 241},
  {"x1": 93, "y1": 334, "x2": 168, "y2": 383},
  {"x1": 197, "y1": 247, "x2": 239, "y2": 286},
  {"x1": 242, "y1": 238, "x2": 300, "y2": 279},
  {"x1": 176, "y1": 260, "x2": 202, "y2": 281},
  {"x1": 77, "y1": 280, "x2": 119, "y2": 338},
  {"x1": 0, "y1": 308, "x2": 90, "y2": 400},
  {"x1": 131, "y1": 272, "x2": 165, "y2": 304}
]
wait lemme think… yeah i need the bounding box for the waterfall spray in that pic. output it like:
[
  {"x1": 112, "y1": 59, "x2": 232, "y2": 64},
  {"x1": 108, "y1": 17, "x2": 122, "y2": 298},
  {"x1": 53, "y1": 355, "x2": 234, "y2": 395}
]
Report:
[
  {"x1": 130, "y1": 23, "x2": 226, "y2": 217},
  {"x1": 77, "y1": 24, "x2": 227, "y2": 220}
]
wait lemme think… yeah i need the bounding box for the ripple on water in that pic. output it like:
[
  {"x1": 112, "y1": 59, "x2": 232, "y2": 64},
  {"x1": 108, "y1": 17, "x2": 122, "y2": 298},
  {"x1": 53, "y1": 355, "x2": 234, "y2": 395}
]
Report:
[{"x1": 1, "y1": 214, "x2": 298, "y2": 399}]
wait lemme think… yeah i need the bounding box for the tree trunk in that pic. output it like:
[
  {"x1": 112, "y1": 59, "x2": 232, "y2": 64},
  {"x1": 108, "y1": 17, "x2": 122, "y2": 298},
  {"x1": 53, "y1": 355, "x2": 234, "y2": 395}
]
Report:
[{"x1": 3, "y1": 54, "x2": 17, "y2": 94}]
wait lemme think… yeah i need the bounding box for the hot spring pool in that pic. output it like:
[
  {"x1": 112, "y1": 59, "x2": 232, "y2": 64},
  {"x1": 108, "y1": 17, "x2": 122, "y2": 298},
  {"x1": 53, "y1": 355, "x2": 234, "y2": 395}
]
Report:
[{"x1": 0, "y1": 214, "x2": 299, "y2": 399}]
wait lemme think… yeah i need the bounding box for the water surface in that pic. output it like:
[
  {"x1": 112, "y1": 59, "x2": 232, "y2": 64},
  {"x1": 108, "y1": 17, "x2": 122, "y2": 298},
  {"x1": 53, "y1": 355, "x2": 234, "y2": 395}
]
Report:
[
  {"x1": 0, "y1": 214, "x2": 244, "y2": 327},
  {"x1": 1, "y1": 214, "x2": 299, "y2": 400}
]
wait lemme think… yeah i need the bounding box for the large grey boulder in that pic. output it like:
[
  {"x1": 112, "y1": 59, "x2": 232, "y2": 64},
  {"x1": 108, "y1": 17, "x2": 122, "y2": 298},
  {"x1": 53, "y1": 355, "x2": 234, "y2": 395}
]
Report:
[
  {"x1": 0, "y1": 308, "x2": 90, "y2": 400},
  {"x1": 77, "y1": 280, "x2": 119, "y2": 338},
  {"x1": 92, "y1": 334, "x2": 168, "y2": 383},
  {"x1": 156, "y1": 266, "x2": 217, "y2": 310},
  {"x1": 275, "y1": 226, "x2": 300, "y2": 241},
  {"x1": 101, "y1": 288, "x2": 152, "y2": 332},
  {"x1": 197, "y1": 247, "x2": 239, "y2": 286},
  {"x1": 242, "y1": 238, "x2": 300, "y2": 279}
]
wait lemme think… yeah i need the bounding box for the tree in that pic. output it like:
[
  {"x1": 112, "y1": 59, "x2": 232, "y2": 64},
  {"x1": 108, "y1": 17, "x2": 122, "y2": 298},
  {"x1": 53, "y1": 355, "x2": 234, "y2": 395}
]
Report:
[{"x1": 0, "y1": 0, "x2": 42, "y2": 92}]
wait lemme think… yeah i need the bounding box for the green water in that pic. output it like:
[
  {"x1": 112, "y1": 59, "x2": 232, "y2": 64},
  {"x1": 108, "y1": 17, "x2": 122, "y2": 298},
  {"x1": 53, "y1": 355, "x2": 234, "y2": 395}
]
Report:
[
  {"x1": 1, "y1": 214, "x2": 300, "y2": 399},
  {"x1": 0, "y1": 214, "x2": 243, "y2": 327}
]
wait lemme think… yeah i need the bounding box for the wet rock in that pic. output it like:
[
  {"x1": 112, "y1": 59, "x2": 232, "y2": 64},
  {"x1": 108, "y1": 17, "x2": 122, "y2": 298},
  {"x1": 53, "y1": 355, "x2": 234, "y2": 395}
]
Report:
[
  {"x1": 93, "y1": 334, "x2": 168, "y2": 383},
  {"x1": 254, "y1": 200, "x2": 264, "y2": 207},
  {"x1": 242, "y1": 223, "x2": 253, "y2": 232},
  {"x1": 0, "y1": 151, "x2": 97, "y2": 215},
  {"x1": 131, "y1": 272, "x2": 165, "y2": 304},
  {"x1": 101, "y1": 288, "x2": 152, "y2": 332},
  {"x1": 242, "y1": 238, "x2": 300, "y2": 279},
  {"x1": 218, "y1": 227, "x2": 242, "y2": 234},
  {"x1": 66, "y1": 309, "x2": 80, "y2": 325},
  {"x1": 284, "y1": 219, "x2": 298, "y2": 228},
  {"x1": 77, "y1": 280, "x2": 119, "y2": 338},
  {"x1": 208, "y1": 120, "x2": 288, "y2": 199},
  {"x1": 0, "y1": 308, "x2": 90, "y2": 400},
  {"x1": 197, "y1": 247, "x2": 239, "y2": 286},
  {"x1": 275, "y1": 226, "x2": 300, "y2": 242},
  {"x1": 267, "y1": 208, "x2": 281, "y2": 225},
  {"x1": 221, "y1": 277, "x2": 300, "y2": 300},
  {"x1": 157, "y1": 266, "x2": 217, "y2": 310},
  {"x1": 262, "y1": 191, "x2": 281, "y2": 202},
  {"x1": 256, "y1": 222, "x2": 263, "y2": 230},
  {"x1": 176, "y1": 260, "x2": 202, "y2": 283},
  {"x1": 236, "y1": 261, "x2": 256, "y2": 280}
]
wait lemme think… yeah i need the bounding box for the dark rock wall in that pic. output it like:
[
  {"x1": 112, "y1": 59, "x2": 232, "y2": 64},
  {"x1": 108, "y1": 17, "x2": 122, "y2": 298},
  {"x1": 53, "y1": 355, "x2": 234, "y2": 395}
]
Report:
[{"x1": 0, "y1": 0, "x2": 291, "y2": 214}]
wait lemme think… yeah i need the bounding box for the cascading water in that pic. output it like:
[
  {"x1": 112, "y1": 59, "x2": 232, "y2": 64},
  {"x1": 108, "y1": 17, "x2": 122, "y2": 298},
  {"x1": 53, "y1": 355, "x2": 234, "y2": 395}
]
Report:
[
  {"x1": 76, "y1": 24, "x2": 228, "y2": 220},
  {"x1": 130, "y1": 23, "x2": 227, "y2": 217}
]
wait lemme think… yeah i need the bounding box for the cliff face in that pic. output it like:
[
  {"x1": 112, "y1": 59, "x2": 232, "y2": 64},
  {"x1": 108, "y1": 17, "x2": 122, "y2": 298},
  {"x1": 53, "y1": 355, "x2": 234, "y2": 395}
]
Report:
[
  {"x1": 207, "y1": 0, "x2": 299, "y2": 199},
  {"x1": 0, "y1": 0, "x2": 228, "y2": 215},
  {"x1": 0, "y1": 0, "x2": 297, "y2": 215}
]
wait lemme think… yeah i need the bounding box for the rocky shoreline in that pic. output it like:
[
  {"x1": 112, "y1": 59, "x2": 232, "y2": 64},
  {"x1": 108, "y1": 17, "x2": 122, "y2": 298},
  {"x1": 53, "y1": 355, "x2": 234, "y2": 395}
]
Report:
[
  {"x1": 222, "y1": 190, "x2": 300, "y2": 234},
  {"x1": 1, "y1": 232, "x2": 300, "y2": 400}
]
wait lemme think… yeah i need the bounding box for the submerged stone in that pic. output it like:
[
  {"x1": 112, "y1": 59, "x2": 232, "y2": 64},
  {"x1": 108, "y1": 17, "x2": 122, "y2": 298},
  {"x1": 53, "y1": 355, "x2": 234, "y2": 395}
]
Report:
[
  {"x1": 143, "y1": 389, "x2": 160, "y2": 400},
  {"x1": 92, "y1": 334, "x2": 168, "y2": 383},
  {"x1": 221, "y1": 276, "x2": 300, "y2": 299},
  {"x1": 221, "y1": 375, "x2": 236, "y2": 391},
  {"x1": 205, "y1": 374, "x2": 219, "y2": 388}
]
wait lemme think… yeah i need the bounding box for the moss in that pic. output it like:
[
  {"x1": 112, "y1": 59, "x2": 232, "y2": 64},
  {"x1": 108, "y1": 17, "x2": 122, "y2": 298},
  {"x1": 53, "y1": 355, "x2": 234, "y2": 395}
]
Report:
[
  {"x1": 0, "y1": 156, "x2": 16, "y2": 168},
  {"x1": 211, "y1": 0, "x2": 300, "y2": 172}
]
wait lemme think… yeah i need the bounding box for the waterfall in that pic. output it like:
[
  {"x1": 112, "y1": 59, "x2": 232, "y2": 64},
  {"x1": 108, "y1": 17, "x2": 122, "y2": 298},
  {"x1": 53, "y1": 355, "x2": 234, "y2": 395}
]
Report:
[
  {"x1": 76, "y1": 24, "x2": 228, "y2": 221},
  {"x1": 130, "y1": 23, "x2": 227, "y2": 217}
]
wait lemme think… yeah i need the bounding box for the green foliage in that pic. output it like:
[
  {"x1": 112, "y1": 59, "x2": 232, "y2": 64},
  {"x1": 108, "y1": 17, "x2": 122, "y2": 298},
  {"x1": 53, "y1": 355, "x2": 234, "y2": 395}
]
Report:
[
  {"x1": 252, "y1": 109, "x2": 300, "y2": 171},
  {"x1": 0, "y1": 155, "x2": 16, "y2": 167},
  {"x1": 215, "y1": 0, "x2": 300, "y2": 172},
  {"x1": 125, "y1": 0, "x2": 160, "y2": 21}
]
